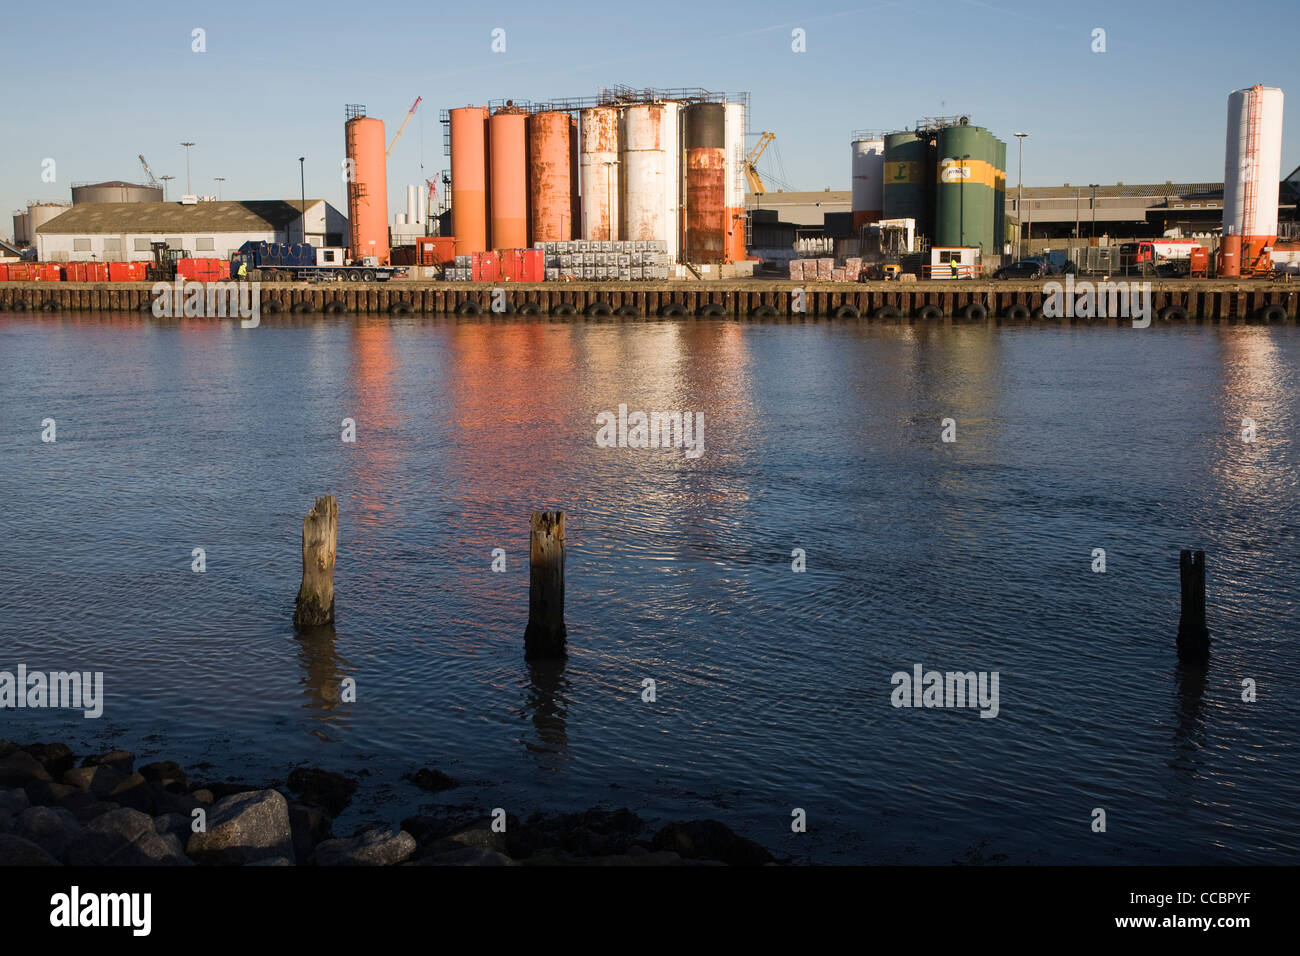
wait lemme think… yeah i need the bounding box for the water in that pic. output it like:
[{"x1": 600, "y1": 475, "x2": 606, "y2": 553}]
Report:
[{"x1": 1, "y1": 313, "x2": 1298, "y2": 864}]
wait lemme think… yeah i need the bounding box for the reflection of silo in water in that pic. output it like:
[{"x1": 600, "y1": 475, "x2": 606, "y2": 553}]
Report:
[{"x1": 685, "y1": 103, "x2": 726, "y2": 263}]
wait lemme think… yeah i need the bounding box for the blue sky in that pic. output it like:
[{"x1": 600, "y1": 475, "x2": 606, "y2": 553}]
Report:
[{"x1": 2, "y1": 0, "x2": 1297, "y2": 231}]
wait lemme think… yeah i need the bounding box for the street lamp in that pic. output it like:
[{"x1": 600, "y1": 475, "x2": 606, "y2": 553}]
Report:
[
  {"x1": 1089, "y1": 184, "x2": 1099, "y2": 239},
  {"x1": 160, "y1": 175, "x2": 175, "y2": 202},
  {"x1": 1014, "y1": 132, "x2": 1027, "y2": 260},
  {"x1": 298, "y1": 157, "x2": 307, "y2": 243},
  {"x1": 214, "y1": 177, "x2": 225, "y2": 200},
  {"x1": 602, "y1": 160, "x2": 618, "y2": 242},
  {"x1": 180, "y1": 142, "x2": 195, "y2": 196}
]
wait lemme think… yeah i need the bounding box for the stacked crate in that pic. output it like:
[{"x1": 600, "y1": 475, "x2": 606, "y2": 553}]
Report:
[{"x1": 534, "y1": 239, "x2": 670, "y2": 281}]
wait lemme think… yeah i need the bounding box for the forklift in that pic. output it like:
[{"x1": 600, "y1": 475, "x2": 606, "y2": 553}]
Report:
[{"x1": 146, "y1": 241, "x2": 190, "y2": 282}]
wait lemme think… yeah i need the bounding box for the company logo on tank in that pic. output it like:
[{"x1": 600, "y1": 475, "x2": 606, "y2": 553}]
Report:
[
  {"x1": 887, "y1": 162, "x2": 920, "y2": 184},
  {"x1": 939, "y1": 158, "x2": 996, "y2": 186}
]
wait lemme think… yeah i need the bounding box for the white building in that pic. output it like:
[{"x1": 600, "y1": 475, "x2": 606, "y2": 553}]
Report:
[{"x1": 34, "y1": 199, "x2": 348, "y2": 262}]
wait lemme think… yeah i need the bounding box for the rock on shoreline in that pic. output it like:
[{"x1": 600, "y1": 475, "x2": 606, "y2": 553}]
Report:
[{"x1": 0, "y1": 740, "x2": 778, "y2": 867}]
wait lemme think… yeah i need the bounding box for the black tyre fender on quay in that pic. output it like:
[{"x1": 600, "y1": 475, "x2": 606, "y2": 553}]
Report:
[
  {"x1": 290, "y1": 300, "x2": 313, "y2": 314},
  {"x1": 960, "y1": 302, "x2": 988, "y2": 322},
  {"x1": 697, "y1": 303, "x2": 726, "y2": 317},
  {"x1": 41, "y1": 300, "x2": 59, "y2": 312},
  {"x1": 586, "y1": 301, "x2": 613, "y2": 317},
  {"x1": 873, "y1": 305, "x2": 902, "y2": 320},
  {"x1": 1158, "y1": 304, "x2": 1189, "y2": 323},
  {"x1": 614, "y1": 304, "x2": 638, "y2": 317},
  {"x1": 751, "y1": 304, "x2": 778, "y2": 318},
  {"x1": 261, "y1": 299, "x2": 283, "y2": 315},
  {"x1": 323, "y1": 301, "x2": 346, "y2": 315},
  {"x1": 551, "y1": 302, "x2": 576, "y2": 316},
  {"x1": 456, "y1": 299, "x2": 483, "y2": 316},
  {"x1": 1258, "y1": 303, "x2": 1286, "y2": 324},
  {"x1": 515, "y1": 302, "x2": 540, "y2": 316},
  {"x1": 832, "y1": 304, "x2": 860, "y2": 319},
  {"x1": 388, "y1": 301, "x2": 413, "y2": 316},
  {"x1": 915, "y1": 304, "x2": 942, "y2": 320},
  {"x1": 658, "y1": 302, "x2": 686, "y2": 317},
  {"x1": 1004, "y1": 303, "x2": 1031, "y2": 321},
  {"x1": 12, "y1": 299, "x2": 30, "y2": 312}
]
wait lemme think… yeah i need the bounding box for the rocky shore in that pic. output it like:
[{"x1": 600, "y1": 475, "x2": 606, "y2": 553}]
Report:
[{"x1": 0, "y1": 740, "x2": 779, "y2": 866}]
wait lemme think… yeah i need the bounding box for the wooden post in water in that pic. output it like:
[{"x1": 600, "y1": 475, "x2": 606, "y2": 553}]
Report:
[
  {"x1": 1177, "y1": 549, "x2": 1210, "y2": 660},
  {"x1": 294, "y1": 496, "x2": 338, "y2": 629},
  {"x1": 524, "y1": 511, "x2": 567, "y2": 659}
]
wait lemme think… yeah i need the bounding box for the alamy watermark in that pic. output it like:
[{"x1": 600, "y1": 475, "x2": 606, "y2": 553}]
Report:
[
  {"x1": 595, "y1": 404, "x2": 705, "y2": 458},
  {"x1": 891, "y1": 663, "x2": 999, "y2": 718},
  {"x1": 151, "y1": 279, "x2": 261, "y2": 328},
  {"x1": 1043, "y1": 276, "x2": 1151, "y2": 327},
  {"x1": 0, "y1": 665, "x2": 103, "y2": 718}
]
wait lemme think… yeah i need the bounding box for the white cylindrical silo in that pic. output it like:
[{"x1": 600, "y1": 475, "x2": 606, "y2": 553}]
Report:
[
  {"x1": 406, "y1": 184, "x2": 418, "y2": 227},
  {"x1": 417, "y1": 185, "x2": 427, "y2": 226},
  {"x1": 723, "y1": 101, "x2": 746, "y2": 262},
  {"x1": 661, "y1": 101, "x2": 681, "y2": 265},
  {"x1": 1223, "y1": 85, "x2": 1284, "y2": 241},
  {"x1": 851, "y1": 137, "x2": 886, "y2": 229},
  {"x1": 622, "y1": 104, "x2": 667, "y2": 243}
]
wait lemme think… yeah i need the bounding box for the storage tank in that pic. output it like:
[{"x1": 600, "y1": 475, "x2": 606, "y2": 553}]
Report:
[
  {"x1": 993, "y1": 138, "x2": 1006, "y2": 253},
  {"x1": 851, "y1": 137, "x2": 886, "y2": 229},
  {"x1": 1222, "y1": 84, "x2": 1284, "y2": 276},
  {"x1": 344, "y1": 105, "x2": 390, "y2": 265},
  {"x1": 883, "y1": 131, "x2": 929, "y2": 232},
  {"x1": 450, "y1": 105, "x2": 490, "y2": 256},
  {"x1": 12, "y1": 211, "x2": 30, "y2": 244},
  {"x1": 28, "y1": 202, "x2": 71, "y2": 235},
  {"x1": 529, "y1": 111, "x2": 575, "y2": 243},
  {"x1": 71, "y1": 181, "x2": 163, "y2": 205},
  {"x1": 724, "y1": 101, "x2": 746, "y2": 262},
  {"x1": 490, "y1": 108, "x2": 528, "y2": 250},
  {"x1": 621, "y1": 104, "x2": 668, "y2": 244},
  {"x1": 685, "y1": 102, "x2": 726, "y2": 263},
  {"x1": 934, "y1": 124, "x2": 995, "y2": 253},
  {"x1": 580, "y1": 106, "x2": 621, "y2": 241}
]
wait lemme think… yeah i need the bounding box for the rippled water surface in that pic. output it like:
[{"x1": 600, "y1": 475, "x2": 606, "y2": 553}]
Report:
[{"x1": 2, "y1": 313, "x2": 1298, "y2": 864}]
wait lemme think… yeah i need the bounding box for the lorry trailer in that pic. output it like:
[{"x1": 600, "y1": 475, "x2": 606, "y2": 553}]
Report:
[{"x1": 231, "y1": 242, "x2": 407, "y2": 282}]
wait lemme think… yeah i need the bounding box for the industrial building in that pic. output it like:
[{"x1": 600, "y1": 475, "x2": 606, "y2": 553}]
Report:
[
  {"x1": 442, "y1": 87, "x2": 751, "y2": 268},
  {"x1": 33, "y1": 199, "x2": 347, "y2": 262}
]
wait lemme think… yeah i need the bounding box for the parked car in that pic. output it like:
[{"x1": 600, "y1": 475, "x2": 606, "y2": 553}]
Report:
[{"x1": 992, "y1": 260, "x2": 1047, "y2": 280}]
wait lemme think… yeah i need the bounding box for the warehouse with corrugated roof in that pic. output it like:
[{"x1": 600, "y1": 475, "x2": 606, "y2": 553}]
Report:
[{"x1": 34, "y1": 199, "x2": 347, "y2": 262}]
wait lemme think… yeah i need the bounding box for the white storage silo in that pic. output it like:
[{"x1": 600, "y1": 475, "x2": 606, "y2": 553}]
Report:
[
  {"x1": 1223, "y1": 85, "x2": 1284, "y2": 243},
  {"x1": 723, "y1": 101, "x2": 746, "y2": 262},
  {"x1": 851, "y1": 136, "x2": 886, "y2": 229}
]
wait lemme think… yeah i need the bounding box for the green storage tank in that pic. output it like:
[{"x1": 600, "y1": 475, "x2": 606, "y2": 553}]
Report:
[
  {"x1": 883, "y1": 131, "x2": 929, "y2": 229},
  {"x1": 934, "y1": 124, "x2": 997, "y2": 253},
  {"x1": 993, "y1": 138, "x2": 1007, "y2": 255}
]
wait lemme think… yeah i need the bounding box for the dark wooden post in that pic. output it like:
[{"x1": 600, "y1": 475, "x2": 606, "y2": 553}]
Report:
[
  {"x1": 524, "y1": 511, "x2": 567, "y2": 659},
  {"x1": 1177, "y1": 549, "x2": 1210, "y2": 660},
  {"x1": 294, "y1": 496, "x2": 338, "y2": 628}
]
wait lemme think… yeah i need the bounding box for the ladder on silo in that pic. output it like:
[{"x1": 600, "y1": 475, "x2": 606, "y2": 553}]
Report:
[{"x1": 1242, "y1": 86, "x2": 1261, "y2": 240}]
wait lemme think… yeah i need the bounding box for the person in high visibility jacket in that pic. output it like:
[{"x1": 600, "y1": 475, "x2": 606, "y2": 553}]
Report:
[
  {"x1": 951, "y1": 260, "x2": 959, "y2": 278},
  {"x1": 237, "y1": 261, "x2": 248, "y2": 279}
]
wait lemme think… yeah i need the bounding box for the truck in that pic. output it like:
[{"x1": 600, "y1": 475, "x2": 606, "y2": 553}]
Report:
[
  {"x1": 230, "y1": 241, "x2": 407, "y2": 282},
  {"x1": 1118, "y1": 239, "x2": 1206, "y2": 276}
]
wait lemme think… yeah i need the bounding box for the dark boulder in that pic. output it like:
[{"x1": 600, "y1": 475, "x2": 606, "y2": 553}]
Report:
[
  {"x1": 286, "y1": 767, "x2": 357, "y2": 818},
  {"x1": 650, "y1": 819, "x2": 774, "y2": 866}
]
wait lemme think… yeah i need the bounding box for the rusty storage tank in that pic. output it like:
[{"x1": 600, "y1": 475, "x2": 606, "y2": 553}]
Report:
[
  {"x1": 580, "y1": 106, "x2": 621, "y2": 241},
  {"x1": 450, "y1": 105, "x2": 491, "y2": 256},
  {"x1": 344, "y1": 105, "x2": 390, "y2": 265},
  {"x1": 850, "y1": 137, "x2": 886, "y2": 229},
  {"x1": 621, "y1": 103, "x2": 669, "y2": 245},
  {"x1": 570, "y1": 115, "x2": 581, "y2": 244},
  {"x1": 723, "y1": 101, "x2": 747, "y2": 262},
  {"x1": 685, "y1": 102, "x2": 726, "y2": 263},
  {"x1": 490, "y1": 107, "x2": 528, "y2": 251},
  {"x1": 528, "y1": 110, "x2": 574, "y2": 243},
  {"x1": 71, "y1": 180, "x2": 163, "y2": 205}
]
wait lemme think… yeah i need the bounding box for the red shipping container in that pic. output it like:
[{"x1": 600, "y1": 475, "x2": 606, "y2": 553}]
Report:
[
  {"x1": 63, "y1": 262, "x2": 85, "y2": 282},
  {"x1": 33, "y1": 264, "x2": 62, "y2": 281},
  {"x1": 472, "y1": 251, "x2": 499, "y2": 283},
  {"x1": 0, "y1": 264, "x2": 8, "y2": 281},
  {"x1": 497, "y1": 249, "x2": 520, "y2": 282},
  {"x1": 416, "y1": 236, "x2": 456, "y2": 266},
  {"x1": 109, "y1": 262, "x2": 146, "y2": 282},
  {"x1": 6, "y1": 264, "x2": 32, "y2": 281},
  {"x1": 520, "y1": 248, "x2": 545, "y2": 283},
  {"x1": 84, "y1": 262, "x2": 109, "y2": 282}
]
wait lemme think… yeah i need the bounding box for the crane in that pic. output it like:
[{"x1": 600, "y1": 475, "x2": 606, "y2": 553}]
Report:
[
  {"x1": 138, "y1": 154, "x2": 160, "y2": 189},
  {"x1": 387, "y1": 96, "x2": 423, "y2": 157},
  {"x1": 744, "y1": 132, "x2": 776, "y2": 196}
]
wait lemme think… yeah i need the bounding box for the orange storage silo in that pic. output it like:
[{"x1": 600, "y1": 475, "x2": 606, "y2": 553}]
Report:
[
  {"x1": 450, "y1": 106, "x2": 490, "y2": 256},
  {"x1": 528, "y1": 111, "x2": 573, "y2": 243},
  {"x1": 569, "y1": 115, "x2": 580, "y2": 244},
  {"x1": 490, "y1": 108, "x2": 528, "y2": 251},
  {"x1": 344, "y1": 105, "x2": 390, "y2": 265}
]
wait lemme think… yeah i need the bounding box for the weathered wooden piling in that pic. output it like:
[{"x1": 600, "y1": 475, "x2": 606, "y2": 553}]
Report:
[
  {"x1": 1177, "y1": 549, "x2": 1210, "y2": 660},
  {"x1": 524, "y1": 510, "x2": 567, "y2": 659},
  {"x1": 294, "y1": 495, "x2": 338, "y2": 628}
]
